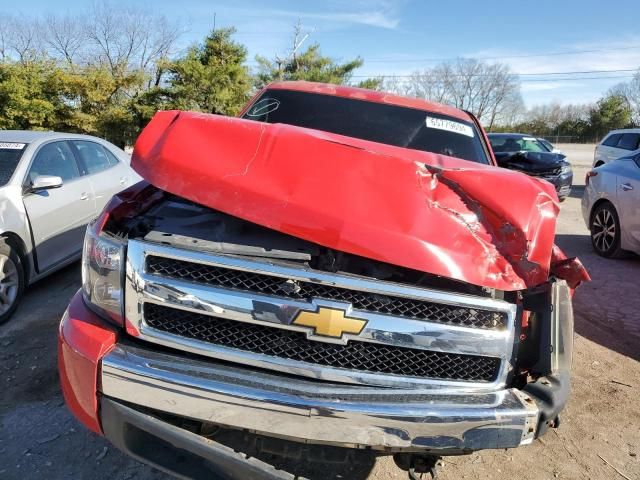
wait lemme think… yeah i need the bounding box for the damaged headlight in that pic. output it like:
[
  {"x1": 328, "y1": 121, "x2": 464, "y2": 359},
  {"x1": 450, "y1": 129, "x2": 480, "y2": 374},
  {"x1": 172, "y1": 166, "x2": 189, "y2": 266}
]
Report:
[
  {"x1": 82, "y1": 212, "x2": 125, "y2": 325},
  {"x1": 560, "y1": 163, "x2": 572, "y2": 175}
]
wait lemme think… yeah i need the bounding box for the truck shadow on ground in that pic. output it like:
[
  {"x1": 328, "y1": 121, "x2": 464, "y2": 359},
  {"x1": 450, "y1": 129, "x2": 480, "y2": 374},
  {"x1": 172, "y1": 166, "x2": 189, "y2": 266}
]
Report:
[
  {"x1": 209, "y1": 428, "x2": 377, "y2": 479},
  {"x1": 555, "y1": 233, "x2": 640, "y2": 362},
  {"x1": 255, "y1": 455, "x2": 377, "y2": 480}
]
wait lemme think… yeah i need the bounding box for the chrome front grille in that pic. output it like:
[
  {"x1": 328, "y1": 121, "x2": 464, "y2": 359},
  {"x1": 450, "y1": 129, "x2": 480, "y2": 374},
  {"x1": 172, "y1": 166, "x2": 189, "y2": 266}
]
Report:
[
  {"x1": 144, "y1": 303, "x2": 501, "y2": 382},
  {"x1": 146, "y1": 256, "x2": 506, "y2": 330},
  {"x1": 125, "y1": 239, "x2": 517, "y2": 390}
]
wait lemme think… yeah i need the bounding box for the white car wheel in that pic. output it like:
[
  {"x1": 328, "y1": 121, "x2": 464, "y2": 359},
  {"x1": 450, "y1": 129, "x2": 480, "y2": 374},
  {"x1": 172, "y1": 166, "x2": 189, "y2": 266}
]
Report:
[
  {"x1": 590, "y1": 203, "x2": 624, "y2": 258},
  {"x1": 0, "y1": 239, "x2": 25, "y2": 324}
]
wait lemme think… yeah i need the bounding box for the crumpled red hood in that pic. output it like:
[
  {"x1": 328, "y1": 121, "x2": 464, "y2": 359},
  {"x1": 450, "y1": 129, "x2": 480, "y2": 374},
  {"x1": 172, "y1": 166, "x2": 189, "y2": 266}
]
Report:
[{"x1": 132, "y1": 110, "x2": 589, "y2": 291}]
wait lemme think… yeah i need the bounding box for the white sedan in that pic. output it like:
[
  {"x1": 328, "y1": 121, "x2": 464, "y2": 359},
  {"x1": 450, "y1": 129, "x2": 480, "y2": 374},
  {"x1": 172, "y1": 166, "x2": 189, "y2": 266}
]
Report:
[
  {"x1": 0, "y1": 131, "x2": 141, "y2": 323},
  {"x1": 582, "y1": 154, "x2": 640, "y2": 257}
]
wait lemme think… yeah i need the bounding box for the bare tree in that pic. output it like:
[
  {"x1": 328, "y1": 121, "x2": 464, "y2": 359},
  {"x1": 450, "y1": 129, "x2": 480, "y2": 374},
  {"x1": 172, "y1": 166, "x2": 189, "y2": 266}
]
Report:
[
  {"x1": 526, "y1": 102, "x2": 590, "y2": 129},
  {"x1": 6, "y1": 15, "x2": 42, "y2": 63},
  {"x1": 84, "y1": 2, "x2": 141, "y2": 73},
  {"x1": 0, "y1": 16, "x2": 11, "y2": 61},
  {"x1": 385, "y1": 59, "x2": 522, "y2": 128},
  {"x1": 138, "y1": 16, "x2": 174, "y2": 70},
  {"x1": 609, "y1": 70, "x2": 640, "y2": 125},
  {"x1": 436, "y1": 59, "x2": 522, "y2": 127},
  {"x1": 400, "y1": 70, "x2": 449, "y2": 104},
  {"x1": 137, "y1": 14, "x2": 182, "y2": 86},
  {"x1": 257, "y1": 20, "x2": 313, "y2": 82},
  {"x1": 83, "y1": 1, "x2": 182, "y2": 83},
  {"x1": 42, "y1": 13, "x2": 87, "y2": 65},
  {"x1": 482, "y1": 64, "x2": 523, "y2": 130}
]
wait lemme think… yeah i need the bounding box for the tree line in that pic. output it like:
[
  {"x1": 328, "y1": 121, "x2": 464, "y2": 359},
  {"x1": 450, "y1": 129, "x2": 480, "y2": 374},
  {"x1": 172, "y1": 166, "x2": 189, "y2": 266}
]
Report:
[
  {"x1": 384, "y1": 59, "x2": 524, "y2": 130},
  {"x1": 0, "y1": 8, "x2": 379, "y2": 147},
  {"x1": 384, "y1": 65, "x2": 640, "y2": 143},
  {"x1": 492, "y1": 86, "x2": 639, "y2": 143},
  {"x1": 0, "y1": 5, "x2": 638, "y2": 146}
]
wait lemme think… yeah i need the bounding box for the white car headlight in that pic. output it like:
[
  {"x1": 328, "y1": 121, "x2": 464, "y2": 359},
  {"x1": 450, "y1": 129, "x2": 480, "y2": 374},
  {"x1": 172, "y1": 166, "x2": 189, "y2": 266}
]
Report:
[{"x1": 560, "y1": 164, "x2": 572, "y2": 175}]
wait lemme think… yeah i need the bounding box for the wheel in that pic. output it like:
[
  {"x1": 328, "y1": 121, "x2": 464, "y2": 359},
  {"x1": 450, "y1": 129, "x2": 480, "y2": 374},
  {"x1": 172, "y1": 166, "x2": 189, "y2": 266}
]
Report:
[
  {"x1": 590, "y1": 202, "x2": 625, "y2": 258},
  {"x1": 0, "y1": 238, "x2": 25, "y2": 324}
]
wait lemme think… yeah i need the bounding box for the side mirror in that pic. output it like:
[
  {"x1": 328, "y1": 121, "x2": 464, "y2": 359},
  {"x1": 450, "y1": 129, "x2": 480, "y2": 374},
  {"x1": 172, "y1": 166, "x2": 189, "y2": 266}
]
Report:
[{"x1": 30, "y1": 175, "x2": 63, "y2": 191}]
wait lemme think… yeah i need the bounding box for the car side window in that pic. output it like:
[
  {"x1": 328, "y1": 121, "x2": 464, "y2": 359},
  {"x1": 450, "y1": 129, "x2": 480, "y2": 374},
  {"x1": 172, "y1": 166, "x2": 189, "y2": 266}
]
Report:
[
  {"x1": 103, "y1": 147, "x2": 121, "y2": 167},
  {"x1": 28, "y1": 141, "x2": 80, "y2": 184},
  {"x1": 616, "y1": 133, "x2": 640, "y2": 151},
  {"x1": 602, "y1": 134, "x2": 622, "y2": 147},
  {"x1": 72, "y1": 140, "x2": 114, "y2": 175}
]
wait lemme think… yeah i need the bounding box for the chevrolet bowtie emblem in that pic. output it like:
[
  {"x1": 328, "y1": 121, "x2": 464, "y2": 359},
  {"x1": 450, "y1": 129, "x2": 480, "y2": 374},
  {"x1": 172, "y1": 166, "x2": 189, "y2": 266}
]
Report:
[{"x1": 292, "y1": 307, "x2": 367, "y2": 339}]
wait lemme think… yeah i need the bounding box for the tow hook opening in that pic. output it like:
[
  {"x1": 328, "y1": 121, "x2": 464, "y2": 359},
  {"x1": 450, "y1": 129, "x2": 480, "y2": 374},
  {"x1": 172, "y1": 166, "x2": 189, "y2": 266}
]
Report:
[{"x1": 393, "y1": 453, "x2": 443, "y2": 480}]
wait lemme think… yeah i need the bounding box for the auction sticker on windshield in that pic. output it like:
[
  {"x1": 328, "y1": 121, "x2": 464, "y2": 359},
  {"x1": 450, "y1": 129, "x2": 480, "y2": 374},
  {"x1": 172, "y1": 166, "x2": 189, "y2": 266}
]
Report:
[
  {"x1": 0, "y1": 143, "x2": 26, "y2": 149},
  {"x1": 425, "y1": 117, "x2": 474, "y2": 137}
]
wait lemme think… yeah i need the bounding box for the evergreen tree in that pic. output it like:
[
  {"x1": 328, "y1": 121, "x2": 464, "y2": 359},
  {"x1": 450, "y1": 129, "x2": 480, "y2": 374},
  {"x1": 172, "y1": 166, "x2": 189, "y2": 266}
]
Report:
[{"x1": 164, "y1": 28, "x2": 252, "y2": 115}]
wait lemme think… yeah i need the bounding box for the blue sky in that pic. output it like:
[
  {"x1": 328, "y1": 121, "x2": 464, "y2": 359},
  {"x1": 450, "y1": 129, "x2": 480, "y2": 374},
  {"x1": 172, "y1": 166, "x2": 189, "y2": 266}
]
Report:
[{"x1": 13, "y1": 0, "x2": 640, "y2": 107}]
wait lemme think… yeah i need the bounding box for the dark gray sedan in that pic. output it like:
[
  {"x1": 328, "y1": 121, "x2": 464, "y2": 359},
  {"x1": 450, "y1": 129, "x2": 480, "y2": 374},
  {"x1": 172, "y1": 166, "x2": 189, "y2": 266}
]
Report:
[{"x1": 488, "y1": 133, "x2": 573, "y2": 200}]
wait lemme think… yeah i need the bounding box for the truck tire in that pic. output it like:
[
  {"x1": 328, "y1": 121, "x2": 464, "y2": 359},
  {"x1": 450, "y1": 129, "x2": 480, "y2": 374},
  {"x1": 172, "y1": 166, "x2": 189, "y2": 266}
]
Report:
[{"x1": 0, "y1": 238, "x2": 25, "y2": 324}]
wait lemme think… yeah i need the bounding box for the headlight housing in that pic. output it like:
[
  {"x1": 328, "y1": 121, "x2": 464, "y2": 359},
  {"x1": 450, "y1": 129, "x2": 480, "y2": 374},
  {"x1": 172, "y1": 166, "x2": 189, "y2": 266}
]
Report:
[
  {"x1": 560, "y1": 163, "x2": 572, "y2": 175},
  {"x1": 82, "y1": 212, "x2": 125, "y2": 326}
]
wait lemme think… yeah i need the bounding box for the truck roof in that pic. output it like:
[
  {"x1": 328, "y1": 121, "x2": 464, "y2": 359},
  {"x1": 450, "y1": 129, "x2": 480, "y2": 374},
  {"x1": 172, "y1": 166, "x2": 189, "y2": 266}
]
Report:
[{"x1": 265, "y1": 81, "x2": 474, "y2": 123}]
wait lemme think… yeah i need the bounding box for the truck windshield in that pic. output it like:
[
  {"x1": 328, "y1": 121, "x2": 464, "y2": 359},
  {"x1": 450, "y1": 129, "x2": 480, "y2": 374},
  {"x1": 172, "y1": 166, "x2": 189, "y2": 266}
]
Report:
[
  {"x1": 242, "y1": 89, "x2": 490, "y2": 164},
  {"x1": 0, "y1": 144, "x2": 27, "y2": 186}
]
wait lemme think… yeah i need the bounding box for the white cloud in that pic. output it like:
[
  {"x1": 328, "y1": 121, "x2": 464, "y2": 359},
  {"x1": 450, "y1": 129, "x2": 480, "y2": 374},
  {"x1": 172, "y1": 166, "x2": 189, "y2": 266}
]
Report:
[
  {"x1": 469, "y1": 37, "x2": 640, "y2": 75},
  {"x1": 313, "y1": 0, "x2": 405, "y2": 29},
  {"x1": 239, "y1": 8, "x2": 400, "y2": 30},
  {"x1": 520, "y1": 82, "x2": 585, "y2": 92},
  {"x1": 205, "y1": 2, "x2": 404, "y2": 30},
  {"x1": 462, "y1": 37, "x2": 640, "y2": 105}
]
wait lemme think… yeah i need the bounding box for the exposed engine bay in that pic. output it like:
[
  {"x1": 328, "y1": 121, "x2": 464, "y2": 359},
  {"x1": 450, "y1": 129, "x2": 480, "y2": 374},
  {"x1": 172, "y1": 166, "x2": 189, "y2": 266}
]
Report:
[{"x1": 118, "y1": 194, "x2": 504, "y2": 299}]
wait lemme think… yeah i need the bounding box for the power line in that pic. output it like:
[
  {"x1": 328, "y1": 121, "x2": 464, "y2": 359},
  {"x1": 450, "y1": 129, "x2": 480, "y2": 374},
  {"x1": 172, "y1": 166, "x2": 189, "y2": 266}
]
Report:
[
  {"x1": 517, "y1": 75, "x2": 636, "y2": 82},
  {"x1": 517, "y1": 69, "x2": 638, "y2": 76},
  {"x1": 362, "y1": 45, "x2": 640, "y2": 63},
  {"x1": 348, "y1": 68, "x2": 639, "y2": 78},
  {"x1": 379, "y1": 75, "x2": 636, "y2": 83}
]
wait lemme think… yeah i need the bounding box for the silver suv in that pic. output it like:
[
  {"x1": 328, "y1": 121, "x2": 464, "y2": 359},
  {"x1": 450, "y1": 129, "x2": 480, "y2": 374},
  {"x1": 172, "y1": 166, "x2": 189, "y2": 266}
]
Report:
[
  {"x1": 0, "y1": 130, "x2": 140, "y2": 323},
  {"x1": 593, "y1": 128, "x2": 640, "y2": 167}
]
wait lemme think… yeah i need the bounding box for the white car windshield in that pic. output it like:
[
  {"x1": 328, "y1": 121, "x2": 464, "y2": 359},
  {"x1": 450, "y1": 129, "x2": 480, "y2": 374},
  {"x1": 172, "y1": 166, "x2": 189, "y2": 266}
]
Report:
[
  {"x1": 490, "y1": 136, "x2": 550, "y2": 153},
  {"x1": 0, "y1": 143, "x2": 27, "y2": 186}
]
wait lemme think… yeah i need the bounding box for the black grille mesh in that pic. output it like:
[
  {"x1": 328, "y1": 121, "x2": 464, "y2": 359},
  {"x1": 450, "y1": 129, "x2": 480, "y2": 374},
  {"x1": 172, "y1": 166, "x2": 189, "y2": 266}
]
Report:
[
  {"x1": 529, "y1": 168, "x2": 561, "y2": 177},
  {"x1": 144, "y1": 304, "x2": 500, "y2": 382},
  {"x1": 146, "y1": 256, "x2": 505, "y2": 329}
]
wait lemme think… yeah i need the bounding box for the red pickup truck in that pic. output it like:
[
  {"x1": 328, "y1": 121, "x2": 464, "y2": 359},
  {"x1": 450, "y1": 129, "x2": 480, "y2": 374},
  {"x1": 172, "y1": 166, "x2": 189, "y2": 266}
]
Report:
[{"x1": 58, "y1": 81, "x2": 589, "y2": 479}]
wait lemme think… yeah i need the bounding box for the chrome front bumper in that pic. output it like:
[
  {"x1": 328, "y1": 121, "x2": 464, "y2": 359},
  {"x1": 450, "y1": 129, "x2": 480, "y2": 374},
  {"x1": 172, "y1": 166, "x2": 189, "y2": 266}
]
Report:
[{"x1": 101, "y1": 342, "x2": 540, "y2": 453}]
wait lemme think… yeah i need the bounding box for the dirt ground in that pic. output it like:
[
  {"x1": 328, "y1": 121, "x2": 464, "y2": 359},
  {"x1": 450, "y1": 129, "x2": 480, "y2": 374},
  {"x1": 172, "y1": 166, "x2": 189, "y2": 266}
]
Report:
[{"x1": 0, "y1": 144, "x2": 638, "y2": 480}]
